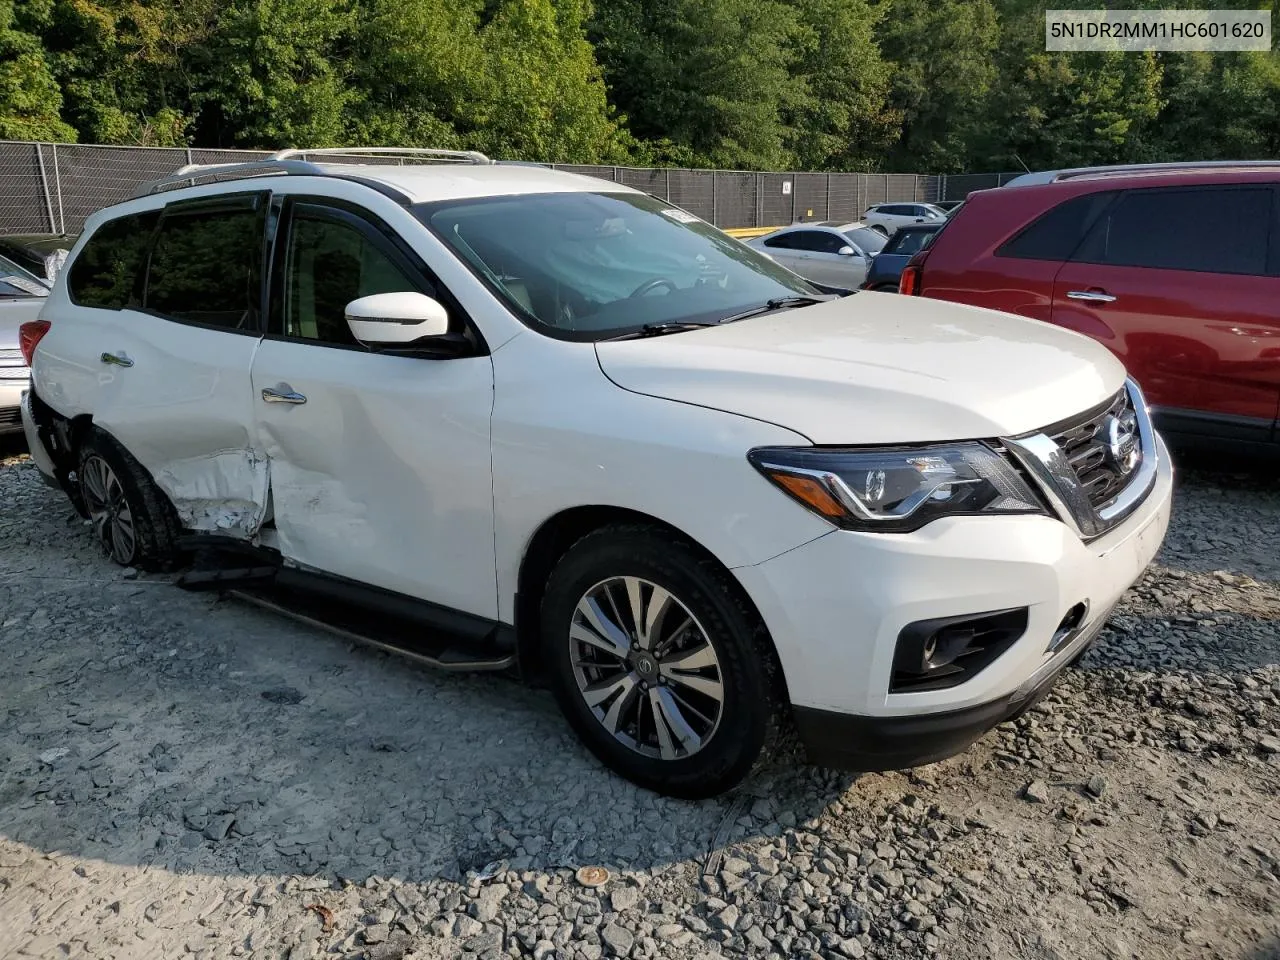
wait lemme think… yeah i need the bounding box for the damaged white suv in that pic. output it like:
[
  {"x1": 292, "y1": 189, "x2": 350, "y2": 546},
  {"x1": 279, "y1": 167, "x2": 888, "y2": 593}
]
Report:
[{"x1": 21, "y1": 148, "x2": 1172, "y2": 798}]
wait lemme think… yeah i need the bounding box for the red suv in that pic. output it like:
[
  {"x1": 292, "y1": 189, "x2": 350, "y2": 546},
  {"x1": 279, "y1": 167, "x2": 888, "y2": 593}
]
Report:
[{"x1": 903, "y1": 164, "x2": 1280, "y2": 454}]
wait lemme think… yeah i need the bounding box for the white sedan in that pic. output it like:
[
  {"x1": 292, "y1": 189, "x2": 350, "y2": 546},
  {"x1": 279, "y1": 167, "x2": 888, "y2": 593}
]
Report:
[
  {"x1": 746, "y1": 222, "x2": 887, "y2": 288},
  {"x1": 862, "y1": 202, "x2": 949, "y2": 235}
]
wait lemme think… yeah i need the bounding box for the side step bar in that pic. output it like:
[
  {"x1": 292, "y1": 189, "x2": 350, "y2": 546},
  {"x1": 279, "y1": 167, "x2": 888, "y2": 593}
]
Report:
[
  {"x1": 231, "y1": 587, "x2": 516, "y2": 673},
  {"x1": 176, "y1": 535, "x2": 516, "y2": 673}
]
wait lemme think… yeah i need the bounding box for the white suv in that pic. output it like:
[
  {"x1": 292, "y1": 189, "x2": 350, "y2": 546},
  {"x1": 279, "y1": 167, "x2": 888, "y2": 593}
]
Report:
[
  {"x1": 863, "y1": 202, "x2": 948, "y2": 235},
  {"x1": 20, "y1": 148, "x2": 1173, "y2": 798}
]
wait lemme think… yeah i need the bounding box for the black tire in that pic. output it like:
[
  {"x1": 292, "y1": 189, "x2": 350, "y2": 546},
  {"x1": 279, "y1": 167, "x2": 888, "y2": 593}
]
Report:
[
  {"x1": 872, "y1": 283, "x2": 899, "y2": 292},
  {"x1": 870, "y1": 224, "x2": 889, "y2": 236},
  {"x1": 541, "y1": 524, "x2": 782, "y2": 798},
  {"x1": 77, "y1": 428, "x2": 182, "y2": 570}
]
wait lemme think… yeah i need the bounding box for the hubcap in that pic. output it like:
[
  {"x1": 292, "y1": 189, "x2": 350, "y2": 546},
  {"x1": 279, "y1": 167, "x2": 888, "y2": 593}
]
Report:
[
  {"x1": 569, "y1": 576, "x2": 724, "y2": 761},
  {"x1": 80, "y1": 455, "x2": 137, "y2": 565}
]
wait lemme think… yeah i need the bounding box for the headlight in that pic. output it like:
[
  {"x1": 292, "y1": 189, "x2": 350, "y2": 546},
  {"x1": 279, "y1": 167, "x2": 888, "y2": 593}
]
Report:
[{"x1": 747, "y1": 443, "x2": 1044, "y2": 532}]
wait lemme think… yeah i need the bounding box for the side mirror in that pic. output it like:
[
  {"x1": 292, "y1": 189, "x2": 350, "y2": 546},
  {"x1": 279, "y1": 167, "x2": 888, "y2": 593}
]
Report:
[
  {"x1": 345, "y1": 292, "x2": 449, "y2": 346},
  {"x1": 837, "y1": 245, "x2": 856, "y2": 257}
]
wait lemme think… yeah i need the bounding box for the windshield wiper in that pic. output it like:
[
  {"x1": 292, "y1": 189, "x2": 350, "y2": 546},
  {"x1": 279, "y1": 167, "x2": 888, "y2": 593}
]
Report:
[
  {"x1": 717, "y1": 295, "x2": 833, "y2": 324},
  {"x1": 609, "y1": 321, "x2": 718, "y2": 340}
]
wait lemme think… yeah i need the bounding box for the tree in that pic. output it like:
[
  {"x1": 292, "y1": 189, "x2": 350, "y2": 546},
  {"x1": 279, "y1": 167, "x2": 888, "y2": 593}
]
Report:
[
  {"x1": 590, "y1": 0, "x2": 806, "y2": 168},
  {"x1": 193, "y1": 0, "x2": 354, "y2": 148},
  {"x1": 0, "y1": 0, "x2": 76, "y2": 140},
  {"x1": 876, "y1": 0, "x2": 999, "y2": 172},
  {"x1": 784, "y1": 0, "x2": 896, "y2": 170},
  {"x1": 1153, "y1": 51, "x2": 1280, "y2": 160}
]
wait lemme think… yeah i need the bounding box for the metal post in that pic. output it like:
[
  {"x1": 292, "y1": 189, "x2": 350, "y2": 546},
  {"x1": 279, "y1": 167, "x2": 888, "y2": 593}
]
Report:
[
  {"x1": 35, "y1": 144, "x2": 57, "y2": 235},
  {"x1": 755, "y1": 174, "x2": 763, "y2": 227},
  {"x1": 51, "y1": 143, "x2": 65, "y2": 235},
  {"x1": 711, "y1": 172, "x2": 718, "y2": 226},
  {"x1": 186, "y1": 147, "x2": 194, "y2": 165},
  {"x1": 612, "y1": 165, "x2": 620, "y2": 183},
  {"x1": 665, "y1": 168, "x2": 671, "y2": 201},
  {"x1": 825, "y1": 173, "x2": 832, "y2": 221},
  {"x1": 790, "y1": 173, "x2": 797, "y2": 223}
]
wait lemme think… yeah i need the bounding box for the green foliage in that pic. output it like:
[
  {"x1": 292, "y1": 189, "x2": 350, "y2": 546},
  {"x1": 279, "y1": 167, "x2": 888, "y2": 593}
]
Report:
[
  {"x1": 0, "y1": 0, "x2": 76, "y2": 140},
  {"x1": 2, "y1": 0, "x2": 1279, "y2": 173}
]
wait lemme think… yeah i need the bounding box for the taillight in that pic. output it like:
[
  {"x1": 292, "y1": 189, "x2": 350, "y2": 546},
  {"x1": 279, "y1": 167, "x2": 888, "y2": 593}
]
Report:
[
  {"x1": 898, "y1": 265, "x2": 921, "y2": 296},
  {"x1": 18, "y1": 320, "x2": 50, "y2": 366},
  {"x1": 899, "y1": 250, "x2": 929, "y2": 296}
]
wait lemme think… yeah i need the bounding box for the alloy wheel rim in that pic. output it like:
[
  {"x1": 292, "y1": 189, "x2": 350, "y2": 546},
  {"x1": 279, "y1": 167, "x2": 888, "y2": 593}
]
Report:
[
  {"x1": 81, "y1": 455, "x2": 137, "y2": 565},
  {"x1": 569, "y1": 576, "x2": 724, "y2": 761}
]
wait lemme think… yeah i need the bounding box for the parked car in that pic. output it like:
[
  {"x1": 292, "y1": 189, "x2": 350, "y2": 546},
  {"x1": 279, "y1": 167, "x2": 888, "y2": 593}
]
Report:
[
  {"x1": 21, "y1": 148, "x2": 1172, "y2": 797},
  {"x1": 860, "y1": 223, "x2": 942, "y2": 291},
  {"x1": 862, "y1": 202, "x2": 948, "y2": 235},
  {"x1": 1, "y1": 253, "x2": 51, "y2": 434},
  {"x1": 899, "y1": 162, "x2": 1280, "y2": 455},
  {"x1": 931, "y1": 200, "x2": 966, "y2": 214},
  {"x1": 746, "y1": 222, "x2": 885, "y2": 287},
  {"x1": 0, "y1": 234, "x2": 77, "y2": 282}
]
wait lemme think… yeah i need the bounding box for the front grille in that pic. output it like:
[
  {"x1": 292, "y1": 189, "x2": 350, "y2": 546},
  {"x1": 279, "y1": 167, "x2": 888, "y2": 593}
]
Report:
[{"x1": 1049, "y1": 389, "x2": 1138, "y2": 509}]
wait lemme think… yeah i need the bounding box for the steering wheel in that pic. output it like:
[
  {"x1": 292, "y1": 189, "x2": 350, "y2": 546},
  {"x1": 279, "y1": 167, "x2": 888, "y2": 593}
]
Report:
[{"x1": 629, "y1": 277, "x2": 677, "y2": 298}]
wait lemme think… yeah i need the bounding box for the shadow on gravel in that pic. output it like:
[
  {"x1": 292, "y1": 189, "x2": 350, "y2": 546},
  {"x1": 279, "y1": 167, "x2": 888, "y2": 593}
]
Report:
[
  {"x1": 1245, "y1": 938, "x2": 1280, "y2": 960},
  {"x1": 0, "y1": 567, "x2": 855, "y2": 889}
]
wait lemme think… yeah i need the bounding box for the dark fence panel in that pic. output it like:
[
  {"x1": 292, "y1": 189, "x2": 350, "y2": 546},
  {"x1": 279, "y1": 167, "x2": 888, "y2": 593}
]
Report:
[{"x1": 0, "y1": 139, "x2": 1021, "y2": 235}]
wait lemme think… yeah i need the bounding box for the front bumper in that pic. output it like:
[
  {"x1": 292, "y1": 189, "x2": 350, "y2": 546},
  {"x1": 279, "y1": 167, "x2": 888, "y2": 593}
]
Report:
[{"x1": 733, "y1": 433, "x2": 1173, "y2": 771}]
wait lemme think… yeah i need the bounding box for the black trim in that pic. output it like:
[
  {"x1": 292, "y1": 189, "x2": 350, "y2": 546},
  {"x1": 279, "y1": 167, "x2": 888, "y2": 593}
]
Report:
[
  {"x1": 1151, "y1": 405, "x2": 1274, "y2": 443},
  {"x1": 794, "y1": 633, "x2": 1091, "y2": 771}
]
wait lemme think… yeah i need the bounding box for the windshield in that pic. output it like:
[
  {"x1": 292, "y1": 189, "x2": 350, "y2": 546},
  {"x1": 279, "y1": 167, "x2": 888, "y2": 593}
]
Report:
[
  {"x1": 0, "y1": 253, "x2": 49, "y2": 299},
  {"x1": 417, "y1": 192, "x2": 817, "y2": 340},
  {"x1": 843, "y1": 227, "x2": 887, "y2": 254},
  {"x1": 884, "y1": 229, "x2": 936, "y2": 256}
]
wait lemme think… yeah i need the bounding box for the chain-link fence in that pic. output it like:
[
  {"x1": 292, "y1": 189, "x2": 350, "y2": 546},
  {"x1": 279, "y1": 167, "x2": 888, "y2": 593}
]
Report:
[{"x1": 0, "y1": 139, "x2": 1016, "y2": 236}]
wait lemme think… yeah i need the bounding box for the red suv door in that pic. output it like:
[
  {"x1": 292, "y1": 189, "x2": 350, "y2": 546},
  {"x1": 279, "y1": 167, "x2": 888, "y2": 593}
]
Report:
[{"x1": 1049, "y1": 183, "x2": 1280, "y2": 442}]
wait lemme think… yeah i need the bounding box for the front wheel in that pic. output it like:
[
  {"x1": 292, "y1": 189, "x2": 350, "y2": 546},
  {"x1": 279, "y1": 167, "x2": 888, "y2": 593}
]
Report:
[{"x1": 541, "y1": 525, "x2": 782, "y2": 798}]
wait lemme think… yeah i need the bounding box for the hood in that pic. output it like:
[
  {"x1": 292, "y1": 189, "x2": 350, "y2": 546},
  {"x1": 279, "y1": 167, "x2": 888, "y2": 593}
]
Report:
[{"x1": 594, "y1": 293, "x2": 1126, "y2": 445}]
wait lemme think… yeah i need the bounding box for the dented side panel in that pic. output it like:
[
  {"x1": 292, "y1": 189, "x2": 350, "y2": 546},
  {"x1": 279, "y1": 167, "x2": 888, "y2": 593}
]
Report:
[{"x1": 152, "y1": 448, "x2": 270, "y2": 536}]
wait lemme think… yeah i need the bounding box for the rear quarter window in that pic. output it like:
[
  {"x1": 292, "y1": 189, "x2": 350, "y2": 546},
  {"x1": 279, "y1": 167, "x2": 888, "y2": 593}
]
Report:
[
  {"x1": 68, "y1": 212, "x2": 159, "y2": 309},
  {"x1": 996, "y1": 191, "x2": 1117, "y2": 262}
]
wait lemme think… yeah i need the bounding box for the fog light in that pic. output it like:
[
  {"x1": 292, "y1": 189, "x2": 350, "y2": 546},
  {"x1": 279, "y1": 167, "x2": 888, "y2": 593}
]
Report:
[{"x1": 891, "y1": 607, "x2": 1029, "y2": 693}]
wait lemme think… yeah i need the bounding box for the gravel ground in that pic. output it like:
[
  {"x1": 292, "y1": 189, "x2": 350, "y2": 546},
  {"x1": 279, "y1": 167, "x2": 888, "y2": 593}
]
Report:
[{"x1": 2, "y1": 442, "x2": 1279, "y2": 960}]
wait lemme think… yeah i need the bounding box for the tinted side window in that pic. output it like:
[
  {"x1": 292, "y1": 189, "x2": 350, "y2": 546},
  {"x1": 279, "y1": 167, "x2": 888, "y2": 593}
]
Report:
[
  {"x1": 283, "y1": 208, "x2": 421, "y2": 346},
  {"x1": 68, "y1": 212, "x2": 158, "y2": 309},
  {"x1": 1076, "y1": 186, "x2": 1271, "y2": 275},
  {"x1": 763, "y1": 233, "x2": 795, "y2": 249},
  {"x1": 998, "y1": 191, "x2": 1116, "y2": 262},
  {"x1": 791, "y1": 230, "x2": 844, "y2": 253},
  {"x1": 144, "y1": 202, "x2": 263, "y2": 330}
]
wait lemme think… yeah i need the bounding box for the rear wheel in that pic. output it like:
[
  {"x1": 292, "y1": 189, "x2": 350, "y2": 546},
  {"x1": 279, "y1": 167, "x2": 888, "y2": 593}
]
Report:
[
  {"x1": 872, "y1": 283, "x2": 899, "y2": 292},
  {"x1": 870, "y1": 224, "x2": 889, "y2": 236},
  {"x1": 542, "y1": 525, "x2": 781, "y2": 798},
  {"x1": 78, "y1": 430, "x2": 181, "y2": 570}
]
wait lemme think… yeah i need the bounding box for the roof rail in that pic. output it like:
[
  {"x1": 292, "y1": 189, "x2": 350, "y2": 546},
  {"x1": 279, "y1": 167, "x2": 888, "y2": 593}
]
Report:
[
  {"x1": 271, "y1": 147, "x2": 493, "y2": 164},
  {"x1": 1003, "y1": 160, "x2": 1280, "y2": 188},
  {"x1": 131, "y1": 145, "x2": 496, "y2": 197}
]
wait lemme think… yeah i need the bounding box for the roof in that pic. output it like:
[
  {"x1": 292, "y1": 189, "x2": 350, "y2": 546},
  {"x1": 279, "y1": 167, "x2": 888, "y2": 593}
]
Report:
[
  {"x1": 1003, "y1": 160, "x2": 1280, "y2": 188},
  {"x1": 307, "y1": 161, "x2": 637, "y2": 203},
  {"x1": 134, "y1": 148, "x2": 637, "y2": 204}
]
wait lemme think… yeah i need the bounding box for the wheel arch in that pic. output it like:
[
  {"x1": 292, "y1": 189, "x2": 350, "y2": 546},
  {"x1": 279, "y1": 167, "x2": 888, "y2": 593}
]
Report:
[{"x1": 513, "y1": 505, "x2": 789, "y2": 703}]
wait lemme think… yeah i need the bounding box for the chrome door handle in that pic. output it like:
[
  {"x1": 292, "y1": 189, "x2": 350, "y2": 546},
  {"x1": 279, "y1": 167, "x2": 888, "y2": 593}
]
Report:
[
  {"x1": 261, "y1": 385, "x2": 307, "y2": 404},
  {"x1": 1066, "y1": 290, "x2": 1117, "y2": 303},
  {"x1": 100, "y1": 352, "x2": 133, "y2": 367}
]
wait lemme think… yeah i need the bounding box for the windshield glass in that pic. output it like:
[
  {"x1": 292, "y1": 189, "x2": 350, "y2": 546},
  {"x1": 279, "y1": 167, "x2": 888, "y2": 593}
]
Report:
[
  {"x1": 0, "y1": 253, "x2": 49, "y2": 298},
  {"x1": 843, "y1": 227, "x2": 887, "y2": 254},
  {"x1": 417, "y1": 192, "x2": 816, "y2": 339},
  {"x1": 885, "y1": 229, "x2": 935, "y2": 256}
]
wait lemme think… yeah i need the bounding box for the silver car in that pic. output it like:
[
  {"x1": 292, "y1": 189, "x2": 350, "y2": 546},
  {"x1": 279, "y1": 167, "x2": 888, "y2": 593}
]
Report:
[
  {"x1": 0, "y1": 253, "x2": 51, "y2": 434},
  {"x1": 746, "y1": 222, "x2": 886, "y2": 288}
]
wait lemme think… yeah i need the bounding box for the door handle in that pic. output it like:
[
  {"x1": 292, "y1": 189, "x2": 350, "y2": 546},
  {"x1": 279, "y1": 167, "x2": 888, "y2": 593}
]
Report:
[
  {"x1": 100, "y1": 352, "x2": 133, "y2": 367},
  {"x1": 261, "y1": 384, "x2": 307, "y2": 405},
  {"x1": 1066, "y1": 290, "x2": 1117, "y2": 304}
]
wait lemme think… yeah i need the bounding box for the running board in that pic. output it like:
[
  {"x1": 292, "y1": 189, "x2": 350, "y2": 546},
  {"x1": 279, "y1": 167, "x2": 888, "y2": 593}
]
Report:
[{"x1": 230, "y1": 588, "x2": 516, "y2": 672}]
